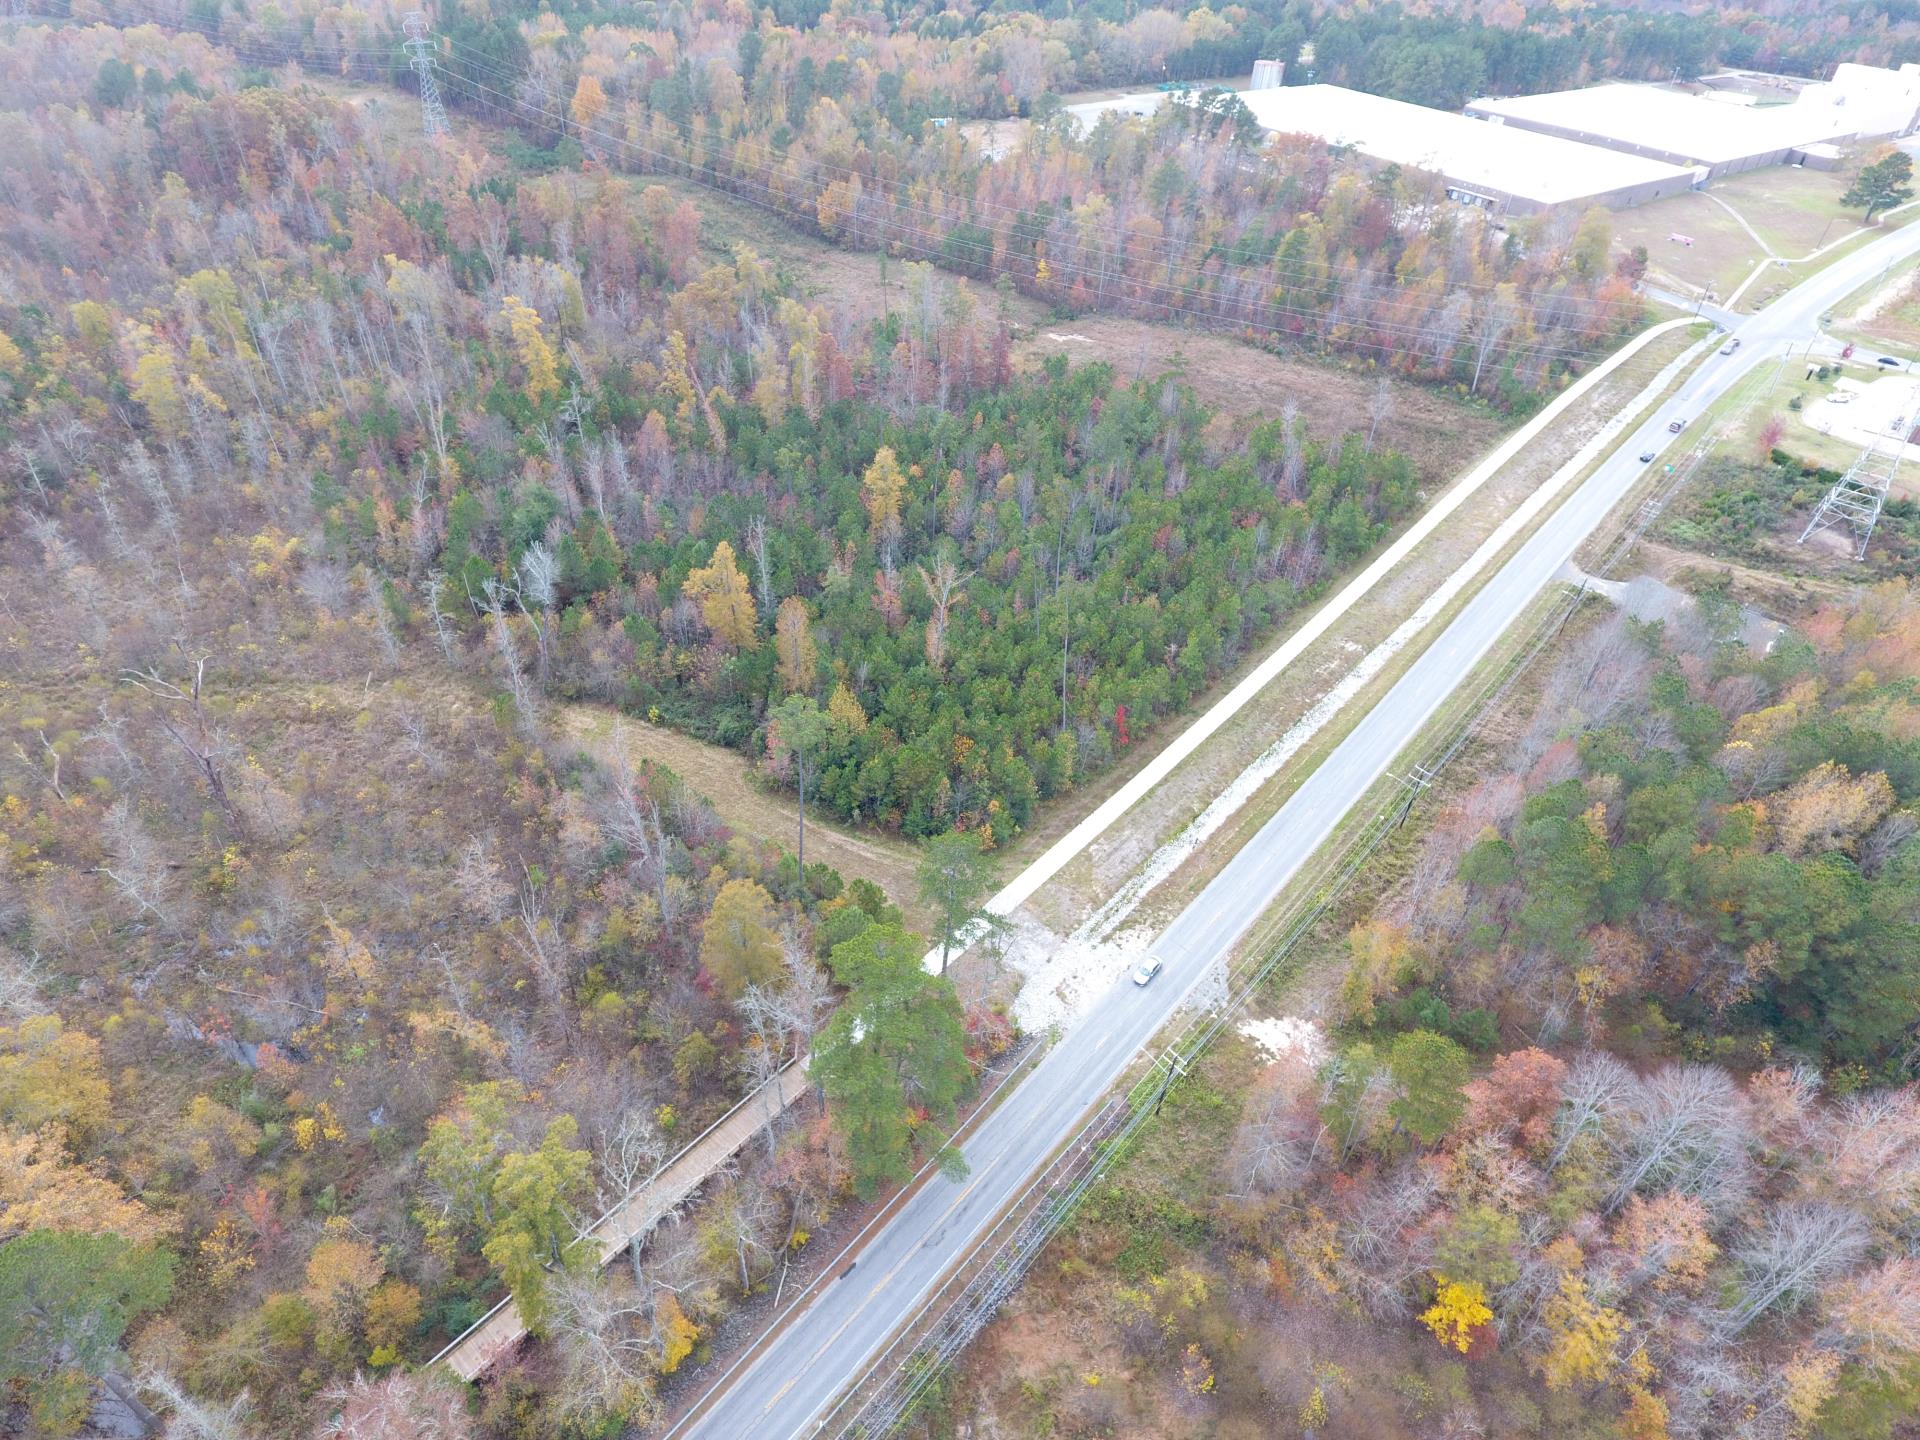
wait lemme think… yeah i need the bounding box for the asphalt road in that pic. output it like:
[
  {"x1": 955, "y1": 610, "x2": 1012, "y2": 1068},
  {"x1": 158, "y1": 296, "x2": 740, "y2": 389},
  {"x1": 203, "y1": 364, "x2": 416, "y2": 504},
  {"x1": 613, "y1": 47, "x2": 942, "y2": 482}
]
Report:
[{"x1": 678, "y1": 217, "x2": 1920, "y2": 1440}]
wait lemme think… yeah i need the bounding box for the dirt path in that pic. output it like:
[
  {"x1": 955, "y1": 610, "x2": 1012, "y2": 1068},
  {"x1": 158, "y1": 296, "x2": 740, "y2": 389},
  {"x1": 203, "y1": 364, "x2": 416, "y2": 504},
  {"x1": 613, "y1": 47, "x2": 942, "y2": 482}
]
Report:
[{"x1": 559, "y1": 706, "x2": 932, "y2": 930}]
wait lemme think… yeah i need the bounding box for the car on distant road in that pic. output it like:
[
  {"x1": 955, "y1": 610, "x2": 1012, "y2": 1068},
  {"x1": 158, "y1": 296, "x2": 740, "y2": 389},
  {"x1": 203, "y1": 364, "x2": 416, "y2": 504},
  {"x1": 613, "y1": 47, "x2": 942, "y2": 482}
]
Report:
[
  {"x1": 1721, "y1": 339, "x2": 1741, "y2": 355},
  {"x1": 1639, "y1": 451, "x2": 1656, "y2": 463},
  {"x1": 1131, "y1": 956, "x2": 1165, "y2": 987},
  {"x1": 1668, "y1": 419, "x2": 1686, "y2": 432},
  {"x1": 1878, "y1": 356, "x2": 1905, "y2": 368}
]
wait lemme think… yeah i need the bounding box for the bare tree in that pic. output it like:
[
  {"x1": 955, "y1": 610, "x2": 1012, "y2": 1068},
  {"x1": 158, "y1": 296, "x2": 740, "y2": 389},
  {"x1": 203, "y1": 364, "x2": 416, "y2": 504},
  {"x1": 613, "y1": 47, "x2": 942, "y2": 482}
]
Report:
[
  {"x1": 1224, "y1": 1057, "x2": 1321, "y2": 1200},
  {"x1": 1824, "y1": 1257, "x2": 1920, "y2": 1374},
  {"x1": 914, "y1": 548, "x2": 972, "y2": 673},
  {"x1": 389, "y1": 703, "x2": 444, "y2": 775},
  {"x1": 1720, "y1": 1202, "x2": 1869, "y2": 1336},
  {"x1": 1364, "y1": 375, "x2": 1394, "y2": 454},
  {"x1": 745, "y1": 514, "x2": 774, "y2": 619},
  {"x1": 422, "y1": 570, "x2": 458, "y2": 663},
  {"x1": 543, "y1": 1268, "x2": 663, "y2": 1429},
  {"x1": 0, "y1": 946, "x2": 46, "y2": 1020},
  {"x1": 1280, "y1": 395, "x2": 1304, "y2": 499},
  {"x1": 140, "y1": 1369, "x2": 254, "y2": 1440},
  {"x1": 703, "y1": 1176, "x2": 778, "y2": 1296},
  {"x1": 451, "y1": 837, "x2": 514, "y2": 924},
  {"x1": 1469, "y1": 289, "x2": 1519, "y2": 397},
  {"x1": 1606, "y1": 1064, "x2": 1751, "y2": 1217},
  {"x1": 1340, "y1": 1161, "x2": 1440, "y2": 1320},
  {"x1": 317, "y1": 1369, "x2": 473, "y2": 1439},
  {"x1": 121, "y1": 654, "x2": 243, "y2": 833},
  {"x1": 512, "y1": 863, "x2": 572, "y2": 1027},
  {"x1": 481, "y1": 580, "x2": 539, "y2": 734},
  {"x1": 596, "y1": 1105, "x2": 669, "y2": 1211},
  {"x1": 1549, "y1": 1050, "x2": 1636, "y2": 1171},
  {"x1": 363, "y1": 568, "x2": 400, "y2": 667},
  {"x1": 1810, "y1": 1088, "x2": 1920, "y2": 1223},
  {"x1": 99, "y1": 798, "x2": 177, "y2": 929}
]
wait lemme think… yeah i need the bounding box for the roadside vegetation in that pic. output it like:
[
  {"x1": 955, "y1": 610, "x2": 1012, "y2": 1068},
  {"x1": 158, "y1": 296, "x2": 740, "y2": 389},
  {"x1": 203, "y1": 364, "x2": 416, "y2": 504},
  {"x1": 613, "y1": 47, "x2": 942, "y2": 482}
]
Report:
[{"x1": 952, "y1": 579, "x2": 1920, "y2": 1440}]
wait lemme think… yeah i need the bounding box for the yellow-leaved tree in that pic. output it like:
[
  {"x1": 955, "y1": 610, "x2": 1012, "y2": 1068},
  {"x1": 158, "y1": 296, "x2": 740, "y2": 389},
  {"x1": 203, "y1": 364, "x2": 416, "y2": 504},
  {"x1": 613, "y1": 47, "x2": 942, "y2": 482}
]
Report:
[
  {"x1": 501, "y1": 295, "x2": 559, "y2": 405},
  {"x1": 862, "y1": 446, "x2": 907, "y2": 539},
  {"x1": 1539, "y1": 1273, "x2": 1633, "y2": 1390},
  {"x1": 658, "y1": 1292, "x2": 699, "y2": 1373},
  {"x1": 131, "y1": 344, "x2": 187, "y2": 437},
  {"x1": 1420, "y1": 1277, "x2": 1492, "y2": 1353},
  {"x1": 570, "y1": 73, "x2": 608, "y2": 133},
  {"x1": 699, "y1": 879, "x2": 782, "y2": 998},
  {"x1": 0, "y1": 1125, "x2": 171, "y2": 1243},
  {"x1": 684, "y1": 540, "x2": 759, "y2": 650},
  {"x1": 0, "y1": 1016, "x2": 111, "y2": 1144},
  {"x1": 774, "y1": 597, "x2": 818, "y2": 693}
]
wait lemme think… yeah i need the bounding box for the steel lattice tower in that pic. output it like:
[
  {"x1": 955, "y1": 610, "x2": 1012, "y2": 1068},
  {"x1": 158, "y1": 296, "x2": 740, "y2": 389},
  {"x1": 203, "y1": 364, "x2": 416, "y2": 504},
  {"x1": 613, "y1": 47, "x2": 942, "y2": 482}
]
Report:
[
  {"x1": 403, "y1": 12, "x2": 449, "y2": 139},
  {"x1": 1799, "y1": 441, "x2": 1900, "y2": 560}
]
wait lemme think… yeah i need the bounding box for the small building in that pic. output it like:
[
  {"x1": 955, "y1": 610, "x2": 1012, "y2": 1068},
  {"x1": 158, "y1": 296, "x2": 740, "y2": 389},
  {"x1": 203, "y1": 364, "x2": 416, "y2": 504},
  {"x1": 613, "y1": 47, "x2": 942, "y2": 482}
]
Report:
[
  {"x1": 1062, "y1": 91, "x2": 1170, "y2": 132},
  {"x1": 1250, "y1": 58, "x2": 1285, "y2": 92}
]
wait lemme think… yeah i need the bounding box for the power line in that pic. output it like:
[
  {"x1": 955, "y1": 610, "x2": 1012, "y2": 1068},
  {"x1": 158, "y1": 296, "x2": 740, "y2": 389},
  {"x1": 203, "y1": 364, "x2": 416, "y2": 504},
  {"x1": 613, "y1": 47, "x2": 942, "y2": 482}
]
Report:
[
  {"x1": 22, "y1": 3, "x2": 1631, "y2": 326},
  {"x1": 429, "y1": 31, "x2": 1632, "y2": 321},
  {"x1": 16, "y1": 6, "x2": 1633, "y2": 371}
]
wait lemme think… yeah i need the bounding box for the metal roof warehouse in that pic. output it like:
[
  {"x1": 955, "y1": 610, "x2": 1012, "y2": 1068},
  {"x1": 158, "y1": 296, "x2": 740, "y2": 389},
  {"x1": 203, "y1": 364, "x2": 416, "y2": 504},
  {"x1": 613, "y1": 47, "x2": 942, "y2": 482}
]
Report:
[
  {"x1": 1463, "y1": 79, "x2": 1912, "y2": 178},
  {"x1": 1235, "y1": 84, "x2": 1702, "y2": 215}
]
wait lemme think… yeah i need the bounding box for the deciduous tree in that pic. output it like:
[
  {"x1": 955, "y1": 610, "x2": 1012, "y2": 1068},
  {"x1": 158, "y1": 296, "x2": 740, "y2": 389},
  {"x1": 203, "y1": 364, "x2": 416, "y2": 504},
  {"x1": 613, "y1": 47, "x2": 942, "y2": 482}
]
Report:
[
  {"x1": 700, "y1": 879, "x2": 783, "y2": 999},
  {"x1": 683, "y1": 541, "x2": 759, "y2": 651},
  {"x1": 773, "y1": 596, "x2": 817, "y2": 694},
  {"x1": 0, "y1": 1231, "x2": 173, "y2": 1433}
]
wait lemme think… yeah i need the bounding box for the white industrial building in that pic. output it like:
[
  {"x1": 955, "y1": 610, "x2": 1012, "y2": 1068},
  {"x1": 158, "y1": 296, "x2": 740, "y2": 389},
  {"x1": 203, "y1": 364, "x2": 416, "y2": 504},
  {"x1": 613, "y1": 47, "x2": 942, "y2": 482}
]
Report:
[
  {"x1": 1063, "y1": 82, "x2": 1701, "y2": 215},
  {"x1": 1235, "y1": 84, "x2": 1702, "y2": 214},
  {"x1": 1465, "y1": 63, "x2": 1920, "y2": 179}
]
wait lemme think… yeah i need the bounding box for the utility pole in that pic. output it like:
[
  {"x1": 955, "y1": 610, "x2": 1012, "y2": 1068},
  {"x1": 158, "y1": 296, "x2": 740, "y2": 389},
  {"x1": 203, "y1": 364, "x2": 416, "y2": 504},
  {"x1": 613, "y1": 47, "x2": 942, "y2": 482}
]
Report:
[
  {"x1": 403, "y1": 11, "x2": 450, "y2": 140},
  {"x1": 1060, "y1": 581, "x2": 1070, "y2": 735}
]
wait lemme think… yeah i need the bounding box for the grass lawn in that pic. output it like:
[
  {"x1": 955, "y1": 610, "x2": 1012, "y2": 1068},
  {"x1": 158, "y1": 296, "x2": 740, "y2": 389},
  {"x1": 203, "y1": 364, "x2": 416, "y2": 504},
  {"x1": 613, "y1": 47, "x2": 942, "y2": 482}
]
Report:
[
  {"x1": 1614, "y1": 152, "x2": 1917, "y2": 306},
  {"x1": 1615, "y1": 190, "x2": 1766, "y2": 300},
  {"x1": 1713, "y1": 164, "x2": 1868, "y2": 256}
]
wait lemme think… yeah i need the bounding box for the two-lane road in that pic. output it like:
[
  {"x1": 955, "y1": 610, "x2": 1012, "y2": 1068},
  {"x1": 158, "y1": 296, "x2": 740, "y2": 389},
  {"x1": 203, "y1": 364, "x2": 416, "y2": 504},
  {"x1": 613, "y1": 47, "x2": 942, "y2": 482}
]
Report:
[{"x1": 679, "y1": 216, "x2": 1920, "y2": 1440}]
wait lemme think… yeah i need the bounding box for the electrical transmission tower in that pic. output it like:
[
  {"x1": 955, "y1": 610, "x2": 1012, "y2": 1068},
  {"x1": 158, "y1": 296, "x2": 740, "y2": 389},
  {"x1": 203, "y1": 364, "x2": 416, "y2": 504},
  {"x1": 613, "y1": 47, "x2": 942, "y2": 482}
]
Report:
[
  {"x1": 402, "y1": 11, "x2": 450, "y2": 140},
  {"x1": 1799, "y1": 440, "x2": 1900, "y2": 559}
]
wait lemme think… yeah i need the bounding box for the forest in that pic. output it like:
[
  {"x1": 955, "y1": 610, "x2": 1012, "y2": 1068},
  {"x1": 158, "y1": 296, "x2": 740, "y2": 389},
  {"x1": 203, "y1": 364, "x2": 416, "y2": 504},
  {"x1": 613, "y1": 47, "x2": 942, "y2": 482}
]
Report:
[
  {"x1": 0, "y1": 6, "x2": 1475, "y2": 1435},
  {"x1": 37, "y1": 0, "x2": 1657, "y2": 406},
  {"x1": 9, "y1": 0, "x2": 1919, "y2": 1437},
  {"x1": 953, "y1": 580, "x2": 1920, "y2": 1439}
]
